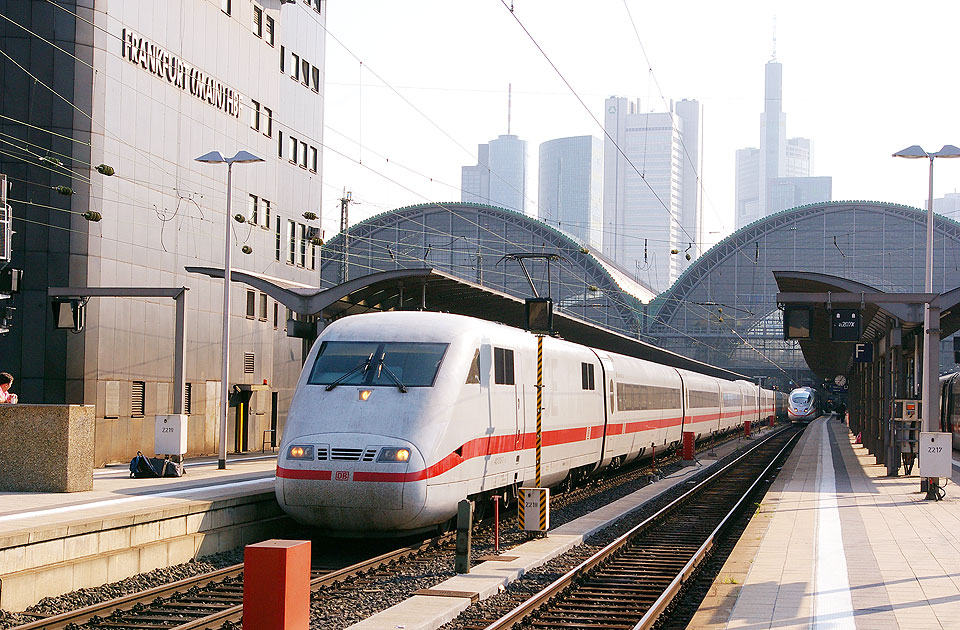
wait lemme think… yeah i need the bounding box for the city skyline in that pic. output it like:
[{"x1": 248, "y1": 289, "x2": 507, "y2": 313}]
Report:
[
  {"x1": 735, "y1": 58, "x2": 831, "y2": 228},
  {"x1": 322, "y1": 1, "x2": 960, "y2": 254}
]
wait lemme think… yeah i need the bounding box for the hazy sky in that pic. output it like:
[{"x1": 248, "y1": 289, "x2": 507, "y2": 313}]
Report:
[{"x1": 320, "y1": 1, "x2": 960, "y2": 250}]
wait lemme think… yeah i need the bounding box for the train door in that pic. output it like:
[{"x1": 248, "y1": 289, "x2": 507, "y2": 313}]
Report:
[
  {"x1": 489, "y1": 345, "x2": 520, "y2": 454},
  {"x1": 594, "y1": 354, "x2": 616, "y2": 467},
  {"x1": 515, "y1": 357, "x2": 524, "y2": 451}
]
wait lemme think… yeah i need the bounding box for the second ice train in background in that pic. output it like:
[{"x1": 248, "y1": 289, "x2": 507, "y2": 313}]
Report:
[
  {"x1": 787, "y1": 386, "x2": 820, "y2": 422},
  {"x1": 276, "y1": 311, "x2": 780, "y2": 535}
]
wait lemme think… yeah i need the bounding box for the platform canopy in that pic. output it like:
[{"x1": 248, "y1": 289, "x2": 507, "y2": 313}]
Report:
[
  {"x1": 774, "y1": 270, "x2": 960, "y2": 380},
  {"x1": 187, "y1": 266, "x2": 748, "y2": 381}
]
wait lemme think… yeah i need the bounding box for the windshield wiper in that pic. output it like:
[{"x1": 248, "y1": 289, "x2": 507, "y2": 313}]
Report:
[
  {"x1": 325, "y1": 353, "x2": 374, "y2": 391},
  {"x1": 376, "y1": 354, "x2": 408, "y2": 393}
]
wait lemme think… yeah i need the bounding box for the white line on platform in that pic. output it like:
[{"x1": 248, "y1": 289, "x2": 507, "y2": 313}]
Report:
[
  {"x1": 814, "y1": 419, "x2": 856, "y2": 629},
  {"x1": 0, "y1": 476, "x2": 274, "y2": 523}
]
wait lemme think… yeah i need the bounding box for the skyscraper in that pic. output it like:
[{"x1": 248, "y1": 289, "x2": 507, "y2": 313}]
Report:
[
  {"x1": 461, "y1": 134, "x2": 528, "y2": 214},
  {"x1": 602, "y1": 97, "x2": 700, "y2": 292},
  {"x1": 461, "y1": 144, "x2": 490, "y2": 206},
  {"x1": 735, "y1": 58, "x2": 831, "y2": 229},
  {"x1": 538, "y1": 136, "x2": 603, "y2": 248}
]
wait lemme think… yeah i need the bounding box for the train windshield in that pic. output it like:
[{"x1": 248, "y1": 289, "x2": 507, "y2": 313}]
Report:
[
  {"x1": 790, "y1": 391, "x2": 812, "y2": 404},
  {"x1": 308, "y1": 341, "x2": 449, "y2": 388}
]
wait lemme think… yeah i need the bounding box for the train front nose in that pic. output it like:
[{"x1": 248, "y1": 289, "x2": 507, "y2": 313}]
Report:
[{"x1": 276, "y1": 435, "x2": 427, "y2": 534}]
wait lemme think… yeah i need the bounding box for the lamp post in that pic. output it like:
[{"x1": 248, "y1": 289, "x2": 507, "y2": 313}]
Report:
[
  {"x1": 893, "y1": 145, "x2": 960, "y2": 490},
  {"x1": 195, "y1": 150, "x2": 265, "y2": 469}
]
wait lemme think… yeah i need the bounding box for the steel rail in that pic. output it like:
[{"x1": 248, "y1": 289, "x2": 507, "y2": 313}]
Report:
[
  {"x1": 10, "y1": 533, "x2": 452, "y2": 630},
  {"x1": 170, "y1": 533, "x2": 456, "y2": 630},
  {"x1": 10, "y1": 565, "x2": 243, "y2": 630},
  {"x1": 630, "y1": 429, "x2": 801, "y2": 629},
  {"x1": 10, "y1": 427, "x2": 770, "y2": 630},
  {"x1": 484, "y1": 426, "x2": 798, "y2": 630}
]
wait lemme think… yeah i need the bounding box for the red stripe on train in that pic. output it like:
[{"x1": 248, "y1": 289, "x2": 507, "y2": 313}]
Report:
[{"x1": 278, "y1": 408, "x2": 752, "y2": 483}]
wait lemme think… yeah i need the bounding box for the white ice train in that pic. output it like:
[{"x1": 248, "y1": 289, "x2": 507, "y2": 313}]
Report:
[
  {"x1": 276, "y1": 311, "x2": 777, "y2": 536},
  {"x1": 786, "y1": 386, "x2": 820, "y2": 423}
]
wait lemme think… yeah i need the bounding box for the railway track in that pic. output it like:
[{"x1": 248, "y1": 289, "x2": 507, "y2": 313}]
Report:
[
  {"x1": 10, "y1": 427, "x2": 768, "y2": 630},
  {"x1": 481, "y1": 426, "x2": 800, "y2": 630},
  {"x1": 11, "y1": 537, "x2": 451, "y2": 630}
]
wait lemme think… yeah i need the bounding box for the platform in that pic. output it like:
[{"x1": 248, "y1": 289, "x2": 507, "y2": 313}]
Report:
[
  {"x1": 0, "y1": 454, "x2": 283, "y2": 611},
  {"x1": 690, "y1": 416, "x2": 960, "y2": 630}
]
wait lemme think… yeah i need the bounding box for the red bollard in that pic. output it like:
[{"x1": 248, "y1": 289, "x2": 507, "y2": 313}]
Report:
[
  {"x1": 243, "y1": 539, "x2": 311, "y2": 630},
  {"x1": 682, "y1": 431, "x2": 695, "y2": 460},
  {"x1": 744, "y1": 420, "x2": 752, "y2": 438},
  {"x1": 770, "y1": 415, "x2": 775, "y2": 428}
]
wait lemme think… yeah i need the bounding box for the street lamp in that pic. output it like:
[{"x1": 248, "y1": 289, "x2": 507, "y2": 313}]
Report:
[
  {"x1": 195, "y1": 150, "x2": 265, "y2": 469},
  {"x1": 893, "y1": 145, "x2": 960, "y2": 479}
]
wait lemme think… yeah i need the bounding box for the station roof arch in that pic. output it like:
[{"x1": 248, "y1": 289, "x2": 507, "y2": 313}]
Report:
[
  {"x1": 644, "y1": 200, "x2": 960, "y2": 381},
  {"x1": 186, "y1": 265, "x2": 746, "y2": 380},
  {"x1": 317, "y1": 202, "x2": 656, "y2": 337}
]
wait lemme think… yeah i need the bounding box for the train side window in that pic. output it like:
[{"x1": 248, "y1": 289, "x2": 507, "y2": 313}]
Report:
[
  {"x1": 494, "y1": 347, "x2": 514, "y2": 385},
  {"x1": 581, "y1": 363, "x2": 595, "y2": 390},
  {"x1": 465, "y1": 349, "x2": 481, "y2": 384}
]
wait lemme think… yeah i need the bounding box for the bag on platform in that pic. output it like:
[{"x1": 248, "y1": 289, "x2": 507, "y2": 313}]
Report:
[{"x1": 129, "y1": 451, "x2": 185, "y2": 478}]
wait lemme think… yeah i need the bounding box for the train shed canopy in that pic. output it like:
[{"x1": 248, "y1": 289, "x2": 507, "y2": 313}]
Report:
[
  {"x1": 645, "y1": 200, "x2": 960, "y2": 385},
  {"x1": 774, "y1": 270, "x2": 960, "y2": 380},
  {"x1": 187, "y1": 265, "x2": 747, "y2": 381},
  {"x1": 318, "y1": 202, "x2": 657, "y2": 338}
]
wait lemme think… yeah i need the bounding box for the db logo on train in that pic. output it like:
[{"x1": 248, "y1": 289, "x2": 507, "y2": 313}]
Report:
[{"x1": 335, "y1": 471, "x2": 349, "y2": 481}]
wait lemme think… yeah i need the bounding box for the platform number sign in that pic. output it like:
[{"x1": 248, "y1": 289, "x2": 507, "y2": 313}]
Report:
[
  {"x1": 831, "y1": 308, "x2": 861, "y2": 342},
  {"x1": 854, "y1": 343, "x2": 873, "y2": 363}
]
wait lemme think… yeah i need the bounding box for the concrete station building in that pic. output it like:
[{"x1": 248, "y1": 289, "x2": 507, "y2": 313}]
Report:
[{"x1": 0, "y1": 0, "x2": 328, "y2": 464}]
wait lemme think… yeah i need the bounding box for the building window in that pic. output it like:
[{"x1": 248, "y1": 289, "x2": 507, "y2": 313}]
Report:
[
  {"x1": 221, "y1": 0, "x2": 231, "y2": 16},
  {"x1": 494, "y1": 348, "x2": 515, "y2": 385},
  {"x1": 265, "y1": 15, "x2": 275, "y2": 46},
  {"x1": 309, "y1": 146, "x2": 318, "y2": 173},
  {"x1": 301, "y1": 59, "x2": 310, "y2": 86},
  {"x1": 246, "y1": 290, "x2": 256, "y2": 318},
  {"x1": 244, "y1": 352, "x2": 255, "y2": 374},
  {"x1": 250, "y1": 100, "x2": 260, "y2": 130},
  {"x1": 131, "y1": 381, "x2": 145, "y2": 417},
  {"x1": 259, "y1": 293, "x2": 268, "y2": 321},
  {"x1": 184, "y1": 382, "x2": 192, "y2": 415},
  {"x1": 288, "y1": 219, "x2": 296, "y2": 263},
  {"x1": 273, "y1": 302, "x2": 279, "y2": 329},
  {"x1": 262, "y1": 198, "x2": 271, "y2": 228},
  {"x1": 299, "y1": 141, "x2": 308, "y2": 168},
  {"x1": 291, "y1": 53, "x2": 300, "y2": 80},
  {"x1": 298, "y1": 223, "x2": 307, "y2": 266},
  {"x1": 277, "y1": 130, "x2": 283, "y2": 158},
  {"x1": 249, "y1": 194, "x2": 258, "y2": 223},
  {"x1": 263, "y1": 106, "x2": 273, "y2": 138},
  {"x1": 280, "y1": 45, "x2": 285, "y2": 73},
  {"x1": 275, "y1": 215, "x2": 282, "y2": 261},
  {"x1": 312, "y1": 66, "x2": 320, "y2": 92},
  {"x1": 252, "y1": 6, "x2": 263, "y2": 37},
  {"x1": 289, "y1": 136, "x2": 298, "y2": 163}
]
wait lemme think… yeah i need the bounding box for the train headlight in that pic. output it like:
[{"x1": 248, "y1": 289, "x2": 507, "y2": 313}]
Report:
[
  {"x1": 377, "y1": 447, "x2": 411, "y2": 462},
  {"x1": 287, "y1": 445, "x2": 315, "y2": 460},
  {"x1": 359, "y1": 389, "x2": 373, "y2": 401}
]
